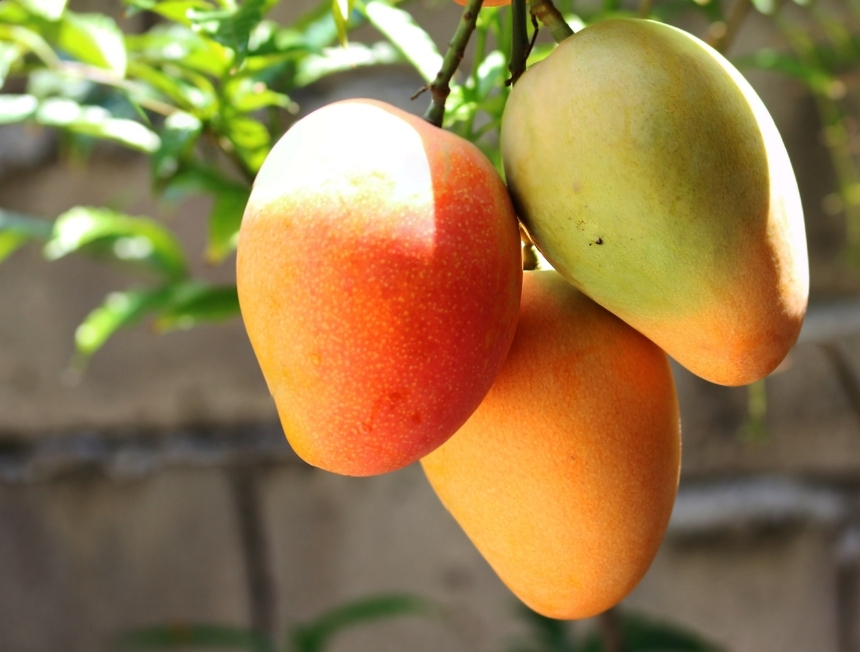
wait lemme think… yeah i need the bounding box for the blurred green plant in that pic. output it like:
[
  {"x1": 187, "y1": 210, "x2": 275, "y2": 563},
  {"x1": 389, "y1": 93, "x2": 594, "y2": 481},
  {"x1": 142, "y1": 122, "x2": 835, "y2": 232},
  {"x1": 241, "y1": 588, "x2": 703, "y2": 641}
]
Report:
[
  {"x1": 115, "y1": 599, "x2": 725, "y2": 652},
  {"x1": 0, "y1": 0, "x2": 858, "y2": 373},
  {"x1": 116, "y1": 593, "x2": 446, "y2": 652},
  {"x1": 507, "y1": 605, "x2": 724, "y2": 652}
]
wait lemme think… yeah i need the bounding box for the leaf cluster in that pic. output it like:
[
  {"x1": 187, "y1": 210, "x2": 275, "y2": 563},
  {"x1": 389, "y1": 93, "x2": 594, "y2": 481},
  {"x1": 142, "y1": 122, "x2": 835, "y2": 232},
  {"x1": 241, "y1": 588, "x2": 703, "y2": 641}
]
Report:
[
  {"x1": 0, "y1": 0, "x2": 433, "y2": 364},
  {"x1": 1, "y1": 0, "x2": 859, "y2": 367},
  {"x1": 113, "y1": 600, "x2": 725, "y2": 652}
]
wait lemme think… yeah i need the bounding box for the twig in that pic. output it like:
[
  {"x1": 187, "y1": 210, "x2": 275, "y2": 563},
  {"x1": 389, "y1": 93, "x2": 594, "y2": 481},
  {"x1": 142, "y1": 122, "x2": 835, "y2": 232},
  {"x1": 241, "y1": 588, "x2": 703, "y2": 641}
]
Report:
[
  {"x1": 520, "y1": 224, "x2": 539, "y2": 270},
  {"x1": 706, "y1": 0, "x2": 752, "y2": 54},
  {"x1": 423, "y1": 0, "x2": 485, "y2": 128},
  {"x1": 530, "y1": 0, "x2": 574, "y2": 44},
  {"x1": 508, "y1": 0, "x2": 530, "y2": 85}
]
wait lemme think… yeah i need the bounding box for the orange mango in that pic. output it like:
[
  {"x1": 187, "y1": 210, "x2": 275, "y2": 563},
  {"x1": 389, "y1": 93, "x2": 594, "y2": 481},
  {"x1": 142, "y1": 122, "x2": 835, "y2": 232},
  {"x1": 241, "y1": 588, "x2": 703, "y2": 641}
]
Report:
[
  {"x1": 237, "y1": 99, "x2": 522, "y2": 476},
  {"x1": 422, "y1": 270, "x2": 681, "y2": 619}
]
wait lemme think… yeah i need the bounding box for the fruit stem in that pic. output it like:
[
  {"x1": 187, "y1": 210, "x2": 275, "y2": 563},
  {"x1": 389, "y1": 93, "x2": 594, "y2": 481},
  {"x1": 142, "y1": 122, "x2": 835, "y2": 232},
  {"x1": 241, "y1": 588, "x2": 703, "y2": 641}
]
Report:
[
  {"x1": 520, "y1": 224, "x2": 539, "y2": 270},
  {"x1": 423, "y1": 0, "x2": 485, "y2": 128},
  {"x1": 508, "y1": 0, "x2": 530, "y2": 84},
  {"x1": 530, "y1": 0, "x2": 573, "y2": 44}
]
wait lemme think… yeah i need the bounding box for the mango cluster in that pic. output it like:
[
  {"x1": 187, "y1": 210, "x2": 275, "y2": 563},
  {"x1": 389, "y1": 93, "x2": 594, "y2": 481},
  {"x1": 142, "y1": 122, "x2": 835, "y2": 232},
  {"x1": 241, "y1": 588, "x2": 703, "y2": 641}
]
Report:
[{"x1": 237, "y1": 19, "x2": 807, "y2": 621}]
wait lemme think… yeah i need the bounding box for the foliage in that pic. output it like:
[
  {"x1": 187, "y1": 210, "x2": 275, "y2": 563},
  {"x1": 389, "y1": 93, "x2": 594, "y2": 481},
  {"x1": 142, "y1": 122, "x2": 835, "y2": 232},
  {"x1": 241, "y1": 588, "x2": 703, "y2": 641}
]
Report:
[
  {"x1": 0, "y1": 0, "x2": 858, "y2": 367},
  {"x1": 507, "y1": 605, "x2": 724, "y2": 651},
  {"x1": 115, "y1": 593, "x2": 444, "y2": 652},
  {"x1": 115, "y1": 600, "x2": 725, "y2": 652},
  {"x1": 0, "y1": 0, "x2": 849, "y2": 645}
]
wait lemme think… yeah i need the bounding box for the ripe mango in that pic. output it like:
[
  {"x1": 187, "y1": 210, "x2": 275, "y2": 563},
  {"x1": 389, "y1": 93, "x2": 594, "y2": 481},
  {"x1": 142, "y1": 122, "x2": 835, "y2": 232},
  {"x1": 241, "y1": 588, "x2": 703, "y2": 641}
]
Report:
[
  {"x1": 422, "y1": 270, "x2": 681, "y2": 619},
  {"x1": 237, "y1": 99, "x2": 522, "y2": 476},
  {"x1": 502, "y1": 19, "x2": 809, "y2": 386}
]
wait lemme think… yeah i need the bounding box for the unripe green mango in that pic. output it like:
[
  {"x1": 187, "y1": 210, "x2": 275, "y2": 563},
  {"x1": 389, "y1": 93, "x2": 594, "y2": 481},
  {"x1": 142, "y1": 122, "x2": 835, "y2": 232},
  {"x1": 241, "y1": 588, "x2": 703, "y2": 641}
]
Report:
[{"x1": 502, "y1": 18, "x2": 809, "y2": 386}]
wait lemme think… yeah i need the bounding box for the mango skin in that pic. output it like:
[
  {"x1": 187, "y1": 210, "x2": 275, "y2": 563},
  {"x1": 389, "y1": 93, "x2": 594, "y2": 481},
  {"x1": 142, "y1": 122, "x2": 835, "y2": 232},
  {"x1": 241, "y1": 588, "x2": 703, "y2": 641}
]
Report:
[
  {"x1": 502, "y1": 19, "x2": 809, "y2": 386},
  {"x1": 237, "y1": 99, "x2": 522, "y2": 476},
  {"x1": 422, "y1": 270, "x2": 681, "y2": 620}
]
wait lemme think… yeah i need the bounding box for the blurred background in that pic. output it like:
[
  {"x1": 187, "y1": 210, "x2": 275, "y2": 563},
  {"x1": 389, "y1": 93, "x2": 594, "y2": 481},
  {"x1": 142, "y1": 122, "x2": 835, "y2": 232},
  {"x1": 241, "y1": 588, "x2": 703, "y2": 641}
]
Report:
[{"x1": 2, "y1": 0, "x2": 860, "y2": 650}]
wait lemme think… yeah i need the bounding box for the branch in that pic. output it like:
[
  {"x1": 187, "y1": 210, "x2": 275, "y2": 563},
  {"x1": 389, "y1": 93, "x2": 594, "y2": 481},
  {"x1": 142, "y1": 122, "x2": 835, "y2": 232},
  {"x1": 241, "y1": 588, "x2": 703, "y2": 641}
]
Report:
[
  {"x1": 706, "y1": 0, "x2": 752, "y2": 54},
  {"x1": 530, "y1": 0, "x2": 573, "y2": 44},
  {"x1": 423, "y1": 0, "x2": 484, "y2": 127},
  {"x1": 508, "y1": 0, "x2": 530, "y2": 85}
]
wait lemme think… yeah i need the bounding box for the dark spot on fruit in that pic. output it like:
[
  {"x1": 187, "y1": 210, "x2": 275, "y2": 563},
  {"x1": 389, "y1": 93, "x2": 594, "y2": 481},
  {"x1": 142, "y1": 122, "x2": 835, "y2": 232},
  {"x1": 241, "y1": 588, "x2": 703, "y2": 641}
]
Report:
[{"x1": 596, "y1": 237, "x2": 603, "y2": 245}]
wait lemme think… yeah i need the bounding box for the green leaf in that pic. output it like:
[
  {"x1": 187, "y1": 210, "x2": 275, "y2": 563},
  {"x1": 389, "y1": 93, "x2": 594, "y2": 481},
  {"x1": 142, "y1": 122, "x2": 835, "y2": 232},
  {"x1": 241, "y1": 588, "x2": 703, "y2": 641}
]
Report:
[
  {"x1": 153, "y1": 110, "x2": 202, "y2": 180},
  {"x1": 0, "y1": 41, "x2": 22, "y2": 88},
  {"x1": 126, "y1": 0, "x2": 214, "y2": 26},
  {"x1": 361, "y1": 0, "x2": 442, "y2": 83},
  {"x1": 164, "y1": 166, "x2": 249, "y2": 199},
  {"x1": 126, "y1": 24, "x2": 233, "y2": 78},
  {"x1": 44, "y1": 206, "x2": 188, "y2": 280},
  {"x1": 734, "y1": 48, "x2": 817, "y2": 82},
  {"x1": 0, "y1": 94, "x2": 38, "y2": 123},
  {"x1": 513, "y1": 605, "x2": 577, "y2": 652},
  {"x1": 207, "y1": 184, "x2": 250, "y2": 263},
  {"x1": 0, "y1": 23, "x2": 59, "y2": 66},
  {"x1": 290, "y1": 594, "x2": 445, "y2": 652},
  {"x1": 476, "y1": 50, "x2": 507, "y2": 98},
  {"x1": 16, "y1": 0, "x2": 67, "y2": 21},
  {"x1": 117, "y1": 623, "x2": 275, "y2": 651},
  {"x1": 224, "y1": 76, "x2": 291, "y2": 113},
  {"x1": 126, "y1": 61, "x2": 214, "y2": 113},
  {"x1": 331, "y1": 0, "x2": 355, "y2": 47},
  {"x1": 0, "y1": 208, "x2": 54, "y2": 240},
  {"x1": 156, "y1": 283, "x2": 240, "y2": 331},
  {"x1": 749, "y1": 0, "x2": 777, "y2": 14},
  {"x1": 222, "y1": 115, "x2": 270, "y2": 172},
  {"x1": 0, "y1": 231, "x2": 27, "y2": 262},
  {"x1": 294, "y1": 41, "x2": 400, "y2": 87},
  {"x1": 26, "y1": 68, "x2": 92, "y2": 101},
  {"x1": 0, "y1": 210, "x2": 54, "y2": 267},
  {"x1": 292, "y1": 0, "x2": 340, "y2": 51},
  {"x1": 35, "y1": 98, "x2": 161, "y2": 152},
  {"x1": 162, "y1": 166, "x2": 251, "y2": 262},
  {"x1": 74, "y1": 286, "x2": 174, "y2": 359},
  {"x1": 188, "y1": 0, "x2": 268, "y2": 64},
  {"x1": 57, "y1": 11, "x2": 127, "y2": 75}
]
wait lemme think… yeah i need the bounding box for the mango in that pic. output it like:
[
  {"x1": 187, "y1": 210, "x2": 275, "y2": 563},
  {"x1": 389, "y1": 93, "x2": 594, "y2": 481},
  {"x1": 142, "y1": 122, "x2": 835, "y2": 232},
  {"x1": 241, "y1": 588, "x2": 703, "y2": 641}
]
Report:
[
  {"x1": 237, "y1": 99, "x2": 522, "y2": 476},
  {"x1": 501, "y1": 18, "x2": 808, "y2": 386},
  {"x1": 422, "y1": 270, "x2": 681, "y2": 619}
]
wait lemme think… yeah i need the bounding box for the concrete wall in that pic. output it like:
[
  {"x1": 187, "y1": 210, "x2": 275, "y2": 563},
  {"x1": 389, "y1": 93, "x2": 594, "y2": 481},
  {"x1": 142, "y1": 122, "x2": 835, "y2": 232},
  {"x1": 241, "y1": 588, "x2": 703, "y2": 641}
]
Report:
[{"x1": 3, "y1": 1, "x2": 860, "y2": 651}]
